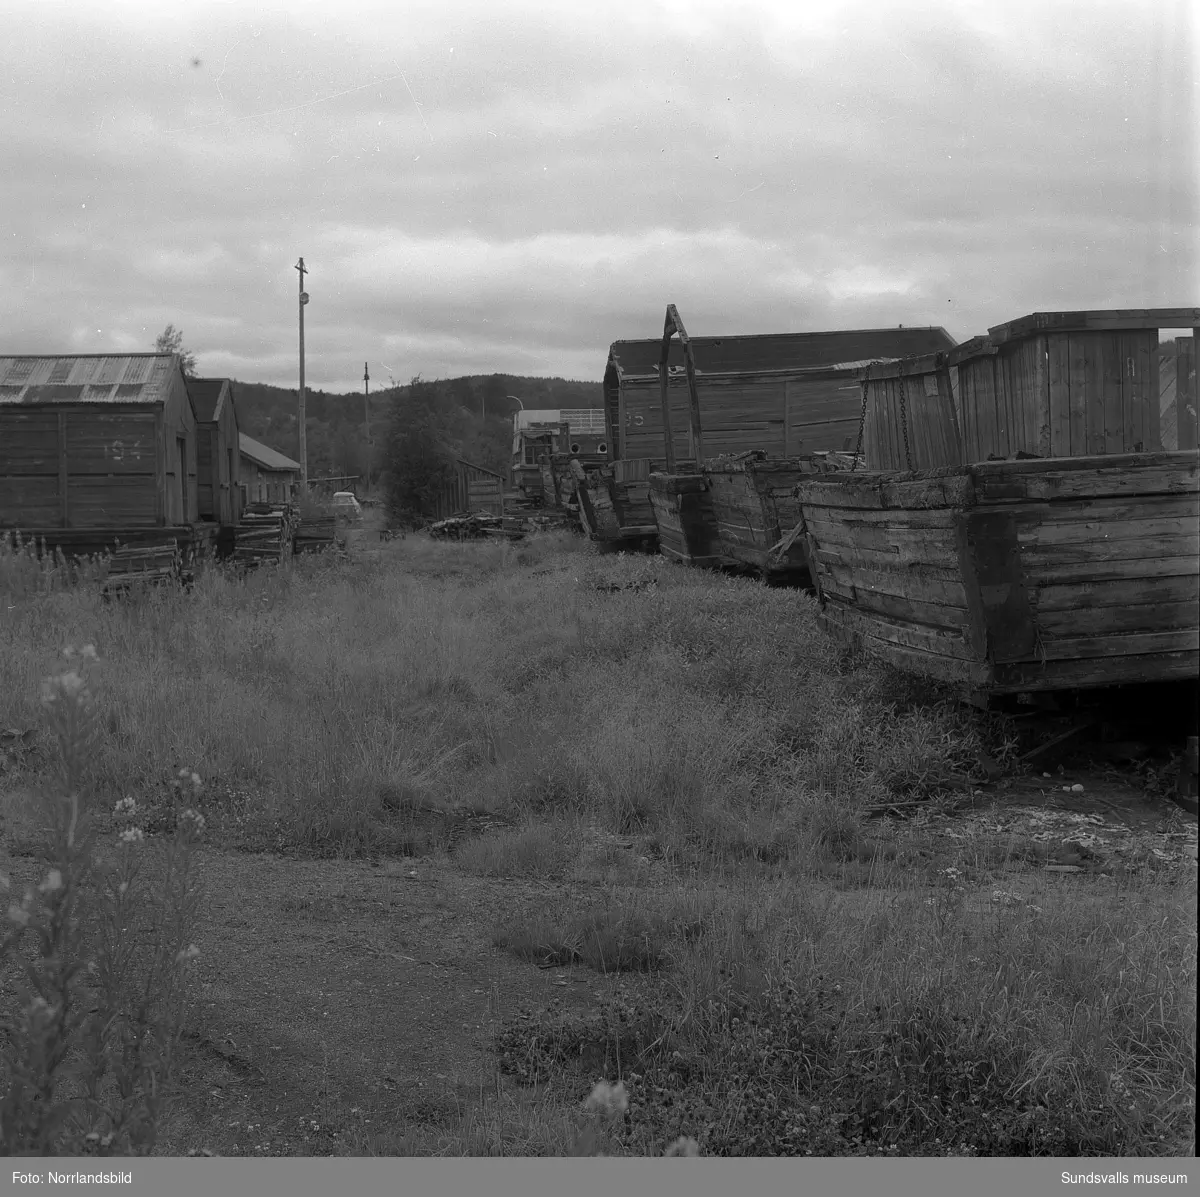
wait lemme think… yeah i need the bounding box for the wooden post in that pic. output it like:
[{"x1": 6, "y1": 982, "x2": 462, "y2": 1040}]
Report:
[
  {"x1": 363, "y1": 362, "x2": 371, "y2": 492},
  {"x1": 1179, "y1": 334, "x2": 1198, "y2": 451},
  {"x1": 296, "y1": 258, "x2": 309, "y2": 491},
  {"x1": 57, "y1": 411, "x2": 69, "y2": 528},
  {"x1": 659, "y1": 304, "x2": 704, "y2": 472},
  {"x1": 658, "y1": 315, "x2": 677, "y2": 475}
]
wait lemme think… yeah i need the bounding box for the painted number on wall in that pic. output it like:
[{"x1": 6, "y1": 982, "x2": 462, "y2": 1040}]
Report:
[
  {"x1": 106, "y1": 439, "x2": 143, "y2": 463},
  {"x1": 624, "y1": 413, "x2": 644, "y2": 428}
]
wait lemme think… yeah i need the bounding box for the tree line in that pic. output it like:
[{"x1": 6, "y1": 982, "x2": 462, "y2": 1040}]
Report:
[{"x1": 153, "y1": 325, "x2": 602, "y2": 523}]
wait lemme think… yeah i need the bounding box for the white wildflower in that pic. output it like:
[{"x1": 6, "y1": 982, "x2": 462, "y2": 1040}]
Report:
[
  {"x1": 585, "y1": 1080, "x2": 629, "y2": 1116},
  {"x1": 114, "y1": 796, "x2": 137, "y2": 816},
  {"x1": 38, "y1": 869, "x2": 63, "y2": 895},
  {"x1": 179, "y1": 808, "x2": 206, "y2": 834},
  {"x1": 41, "y1": 670, "x2": 86, "y2": 705},
  {"x1": 7, "y1": 903, "x2": 30, "y2": 927},
  {"x1": 80, "y1": 644, "x2": 98, "y2": 661},
  {"x1": 176, "y1": 944, "x2": 201, "y2": 965},
  {"x1": 119, "y1": 827, "x2": 144, "y2": 846},
  {"x1": 664, "y1": 1136, "x2": 700, "y2": 1157}
]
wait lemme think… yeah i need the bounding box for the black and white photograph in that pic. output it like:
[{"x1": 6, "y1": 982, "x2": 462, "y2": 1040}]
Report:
[{"x1": 0, "y1": 0, "x2": 1196, "y2": 1177}]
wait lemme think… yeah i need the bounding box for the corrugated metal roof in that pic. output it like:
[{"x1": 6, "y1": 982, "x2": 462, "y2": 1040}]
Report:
[
  {"x1": 607, "y1": 327, "x2": 958, "y2": 382},
  {"x1": 0, "y1": 354, "x2": 182, "y2": 405},
  {"x1": 239, "y1": 432, "x2": 301, "y2": 473},
  {"x1": 186, "y1": 377, "x2": 230, "y2": 423}
]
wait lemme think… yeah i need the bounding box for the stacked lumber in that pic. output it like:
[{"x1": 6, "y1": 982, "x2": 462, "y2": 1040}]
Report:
[
  {"x1": 233, "y1": 506, "x2": 297, "y2": 566},
  {"x1": 101, "y1": 540, "x2": 183, "y2": 596},
  {"x1": 294, "y1": 514, "x2": 337, "y2": 554},
  {"x1": 428, "y1": 513, "x2": 524, "y2": 541}
]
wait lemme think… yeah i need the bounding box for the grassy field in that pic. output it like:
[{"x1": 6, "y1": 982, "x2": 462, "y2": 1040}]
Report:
[{"x1": 0, "y1": 532, "x2": 1195, "y2": 1156}]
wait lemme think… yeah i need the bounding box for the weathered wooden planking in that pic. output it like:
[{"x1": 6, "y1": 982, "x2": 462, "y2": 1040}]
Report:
[
  {"x1": 1022, "y1": 554, "x2": 1198, "y2": 584},
  {"x1": 1034, "y1": 628, "x2": 1198, "y2": 661},
  {"x1": 648, "y1": 473, "x2": 722, "y2": 567},
  {"x1": 1178, "y1": 335, "x2": 1198, "y2": 450},
  {"x1": 1036, "y1": 599, "x2": 1198, "y2": 637},
  {"x1": 819, "y1": 599, "x2": 978, "y2": 662},
  {"x1": 821, "y1": 561, "x2": 968, "y2": 607},
  {"x1": 1033, "y1": 573, "x2": 1199, "y2": 611},
  {"x1": 66, "y1": 476, "x2": 159, "y2": 528},
  {"x1": 971, "y1": 456, "x2": 1198, "y2": 502},
  {"x1": 797, "y1": 471, "x2": 975, "y2": 511},
  {"x1": 818, "y1": 577, "x2": 971, "y2": 633},
  {"x1": 804, "y1": 520, "x2": 963, "y2": 569},
  {"x1": 956, "y1": 510, "x2": 1037, "y2": 663},
  {"x1": 0, "y1": 411, "x2": 59, "y2": 473},
  {"x1": 989, "y1": 649, "x2": 1199, "y2": 691},
  {"x1": 705, "y1": 457, "x2": 813, "y2": 579},
  {"x1": 987, "y1": 307, "x2": 1200, "y2": 342},
  {"x1": 800, "y1": 448, "x2": 1199, "y2": 695},
  {"x1": 811, "y1": 542, "x2": 960, "y2": 573},
  {"x1": 0, "y1": 476, "x2": 60, "y2": 526}
]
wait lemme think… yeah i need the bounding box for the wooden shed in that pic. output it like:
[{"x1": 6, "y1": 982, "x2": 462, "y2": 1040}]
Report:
[
  {"x1": 430, "y1": 459, "x2": 505, "y2": 519},
  {"x1": 186, "y1": 377, "x2": 242, "y2": 527},
  {"x1": 0, "y1": 352, "x2": 198, "y2": 551},
  {"x1": 946, "y1": 308, "x2": 1200, "y2": 462},
  {"x1": 239, "y1": 433, "x2": 300, "y2": 505},
  {"x1": 603, "y1": 325, "x2": 957, "y2": 466}
]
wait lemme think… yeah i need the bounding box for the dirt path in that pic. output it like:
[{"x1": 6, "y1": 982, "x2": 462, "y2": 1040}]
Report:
[{"x1": 160, "y1": 854, "x2": 609, "y2": 1156}]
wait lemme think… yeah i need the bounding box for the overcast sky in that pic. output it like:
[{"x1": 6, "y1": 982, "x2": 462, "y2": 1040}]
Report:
[{"x1": 1, "y1": 0, "x2": 1195, "y2": 393}]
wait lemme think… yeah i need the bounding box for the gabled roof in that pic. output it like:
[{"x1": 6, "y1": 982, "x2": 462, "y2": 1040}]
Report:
[
  {"x1": 0, "y1": 353, "x2": 184, "y2": 405},
  {"x1": 606, "y1": 327, "x2": 957, "y2": 383},
  {"x1": 239, "y1": 433, "x2": 301, "y2": 473},
  {"x1": 186, "y1": 377, "x2": 231, "y2": 423}
]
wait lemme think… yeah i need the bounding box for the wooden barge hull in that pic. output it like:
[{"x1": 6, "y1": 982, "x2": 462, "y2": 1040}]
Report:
[
  {"x1": 796, "y1": 450, "x2": 1199, "y2": 695},
  {"x1": 704, "y1": 455, "x2": 813, "y2": 584},
  {"x1": 648, "y1": 472, "x2": 722, "y2": 567},
  {"x1": 573, "y1": 460, "x2": 660, "y2": 547}
]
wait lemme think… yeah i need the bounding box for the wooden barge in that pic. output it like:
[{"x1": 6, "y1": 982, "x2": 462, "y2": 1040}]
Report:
[
  {"x1": 633, "y1": 306, "x2": 942, "y2": 580},
  {"x1": 795, "y1": 308, "x2": 1200, "y2": 698},
  {"x1": 593, "y1": 317, "x2": 955, "y2": 555}
]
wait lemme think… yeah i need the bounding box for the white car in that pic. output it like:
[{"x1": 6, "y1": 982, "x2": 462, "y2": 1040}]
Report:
[{"x1": 331, "y1": 491, "x2": 363, "y2": 519}]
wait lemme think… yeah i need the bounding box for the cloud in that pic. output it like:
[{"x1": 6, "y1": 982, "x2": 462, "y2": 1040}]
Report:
[{"x1": 0, "y1": 0, "x2": 1194, "y2": 391}]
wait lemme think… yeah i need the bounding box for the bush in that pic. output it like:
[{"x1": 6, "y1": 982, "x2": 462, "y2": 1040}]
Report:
[{"x1": 0, "y1": 647, "x2": 203, "y2": 1155}]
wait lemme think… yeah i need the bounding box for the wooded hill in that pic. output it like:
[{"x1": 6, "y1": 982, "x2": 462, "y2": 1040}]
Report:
[{"x1": 230, "y1": 373, "x2": 602, "y2": 489}]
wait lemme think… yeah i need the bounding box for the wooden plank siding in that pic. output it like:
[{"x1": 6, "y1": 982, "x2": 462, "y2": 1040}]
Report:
[
  {"x1": 618, "y1": 371, "x2": 873, "y2": 464},
  {"x1": 797, "y1": 450, "x2": 1200, "y2": 695},
  {"x1": 1177, "y1": 333, "x2": 1198, "y2": 450},
  {"x1": 428, "y1": 459, "x2": 505, "y2": 519},
  {"x1": 861, "y1": 356, "x2": 963, "y2": 471},
  {"x1": 0, "y1": 399, "x2": 193, "y2": 532},
  {"x1": 952, "y1": 326, "x2": 1164, "y2": 461}
]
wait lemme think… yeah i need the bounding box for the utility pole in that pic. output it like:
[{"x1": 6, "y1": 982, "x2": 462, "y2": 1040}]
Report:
[
  {"x1": 363, "y1": 361, "x2": 371, "y2": 492},
  {"x1": 295, "y1": 257, "x2": 309, "y2": 490}
]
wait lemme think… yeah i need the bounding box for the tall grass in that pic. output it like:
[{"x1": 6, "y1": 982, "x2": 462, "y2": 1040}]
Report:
[{"x1": 1, "y1": 533, "x2": 1193, "y2": 1156}]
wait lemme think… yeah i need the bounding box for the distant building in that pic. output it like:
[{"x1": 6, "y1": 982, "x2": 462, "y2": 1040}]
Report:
[
  {"x1": 511, "y1": 408, "x2": 607, "y2": 500},
  {"x1": 0, "y1": 352, "x2": 198, "y2": 536},
  {"x1": 239, "y1": 433, "x2": 301, "y2": 505},
  {"x1": 186, "y1": 377, "x2": 242, "y2": 526}
]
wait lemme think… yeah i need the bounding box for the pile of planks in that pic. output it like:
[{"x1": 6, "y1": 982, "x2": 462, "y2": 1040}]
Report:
[
  {"x1": 101, "y1": 540, "x2": 184, "y2": 597},
  {"x1": 233, "y1": 506, "x2": 297, "y2": 567},
  {"x1": 428, "y1": 513, "x2": 524, "y2": 541},
  {"x1": 294, "y1": 514, "x2": 337, "y2": 554}
]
